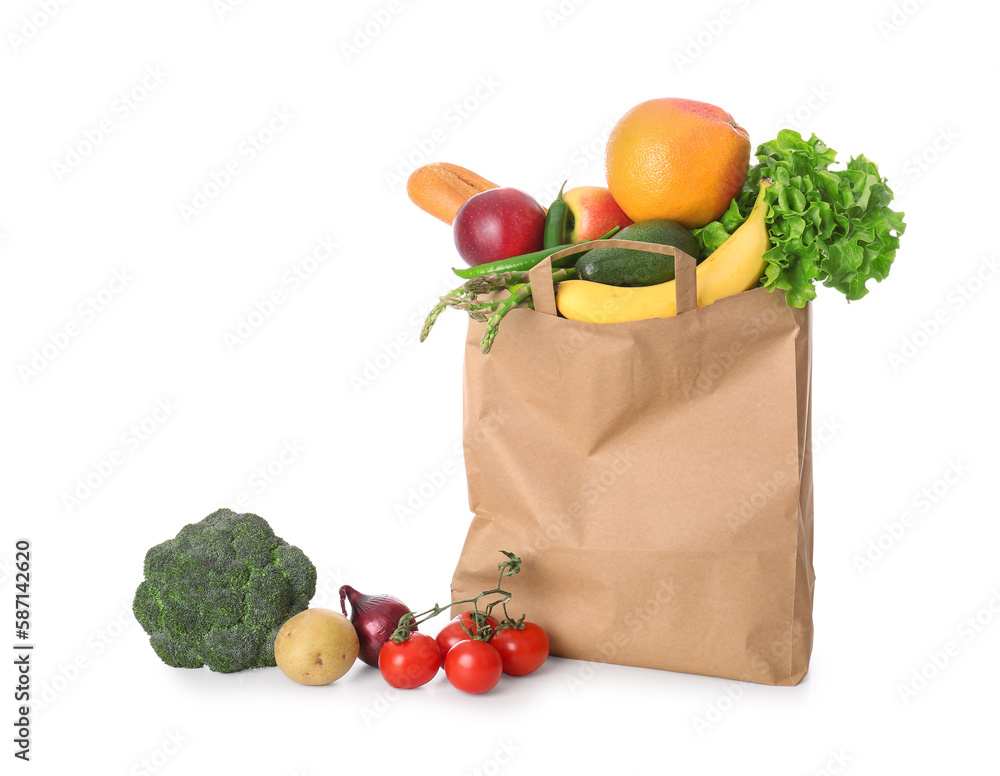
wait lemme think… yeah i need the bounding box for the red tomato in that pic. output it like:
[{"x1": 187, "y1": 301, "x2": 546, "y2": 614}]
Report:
[
  {"x1": 490, "y1": 622, "x2": 549, "y2": 676},
  {"x1": 444, "y1": 639, "x2": 503, "y2": 694},
  {"x1": 378, "y1": 633, "x2": 441, "y2": 689},
  {"x1": 435, "y1": 612, "x2": 499, "y2": 668}
]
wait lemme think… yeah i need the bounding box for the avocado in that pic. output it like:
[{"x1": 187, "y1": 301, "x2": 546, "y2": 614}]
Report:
[{"x1": 576, "y1": 220, "x2": 700, "y2": 287}]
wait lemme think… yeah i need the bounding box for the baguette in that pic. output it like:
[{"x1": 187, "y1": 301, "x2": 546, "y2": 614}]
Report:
[{"x1": 407, "y1": 163, "x2": 499, "y2": 225}]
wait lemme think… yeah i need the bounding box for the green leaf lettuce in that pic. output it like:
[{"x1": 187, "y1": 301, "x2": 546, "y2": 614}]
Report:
[{"x1": 693, "y1": 130, "x2": 906, "y2": 308}]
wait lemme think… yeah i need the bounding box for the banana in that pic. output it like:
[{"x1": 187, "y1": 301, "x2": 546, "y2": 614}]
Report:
[{"x1": 556, "y1": 179, "x2": 772, "y2": 323}]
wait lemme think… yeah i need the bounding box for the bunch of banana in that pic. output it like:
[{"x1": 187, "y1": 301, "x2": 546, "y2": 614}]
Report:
[{"x1": 555, "y1": 179, "x2": 773, "y2": 323}]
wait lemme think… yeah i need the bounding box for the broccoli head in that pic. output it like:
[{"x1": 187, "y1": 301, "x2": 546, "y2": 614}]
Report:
[{"x1": 133, "y1": 508, "x2": 317, "y2": 673}]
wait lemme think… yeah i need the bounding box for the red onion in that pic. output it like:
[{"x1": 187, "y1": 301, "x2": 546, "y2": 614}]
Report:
[{"x1": 340, "y1": 585, "x2": 414, "y2": 667}]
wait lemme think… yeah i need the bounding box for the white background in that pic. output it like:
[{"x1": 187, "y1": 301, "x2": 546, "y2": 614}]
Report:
[{"x1": 2, "y1": 1, "x2": 997, "y2": 774}]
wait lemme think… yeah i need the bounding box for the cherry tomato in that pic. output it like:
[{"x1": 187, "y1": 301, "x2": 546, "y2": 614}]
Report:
[
  {"x1": 435, "y1": 612, "x2": 499, "y2": 668},
  {"x1": 378, "y1": 633, "x2": 441, "y2": 689},
  {"x1": 444, "y1": 639, "x2": 503, "y2": 694},
  {"x1": 491, "y1": 622, "x2": 549, "y2": 676},
  {"x1": 458, "y1": 610, "x2": 499, "y2": 634}
]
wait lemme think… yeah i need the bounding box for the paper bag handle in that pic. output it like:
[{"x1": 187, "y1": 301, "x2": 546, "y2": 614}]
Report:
[{"x1": 526, "y1": 239, "x2": 699, "y2": 318}]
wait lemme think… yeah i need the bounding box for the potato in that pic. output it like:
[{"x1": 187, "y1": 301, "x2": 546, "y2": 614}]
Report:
[{"x1": 274, "y1": 608, "x2": 359, "y2": 686}]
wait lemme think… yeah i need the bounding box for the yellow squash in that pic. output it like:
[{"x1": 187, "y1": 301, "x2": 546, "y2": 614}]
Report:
[{"x1": 556, "y1": 179, "x2": 772, "y2": 323}]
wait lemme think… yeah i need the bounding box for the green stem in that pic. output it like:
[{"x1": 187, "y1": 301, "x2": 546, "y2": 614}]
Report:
[
  {"x1": 419, "y1": 298, "x2": 449, "y2": 343},
  {"x1": 480, "y1": 284, "x2": 532, "y2": 354},
  {"x1": 390, "y1": 552, "x2": 521, "y2": 643},
  {"x1": 480, "y1": 267, "x2": 577, "y2": 354}
]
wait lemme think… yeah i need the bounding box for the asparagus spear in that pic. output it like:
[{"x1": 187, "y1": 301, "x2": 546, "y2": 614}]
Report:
[
  {"x1": 420, "y1": 274, "x2": 518, "y2": 343},
  {"x1": 479, "y1": 268, "x2": 576, "y2": 353},
  {"x1": 420, "y1": 267, "x2": 575, "y2": 352}
]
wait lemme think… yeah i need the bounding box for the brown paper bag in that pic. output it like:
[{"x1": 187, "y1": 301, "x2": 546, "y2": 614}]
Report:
[{"x1": 451, "y1": 242, "x2": 814, "y2": 686}]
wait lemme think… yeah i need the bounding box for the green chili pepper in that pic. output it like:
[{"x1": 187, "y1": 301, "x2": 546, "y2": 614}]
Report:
[
  {"x1": 452, "y1": 226, "x2": 620, "y2": 280},
  {"x1": 542, "y1": 181, "x2": 569, "y2": 249}
]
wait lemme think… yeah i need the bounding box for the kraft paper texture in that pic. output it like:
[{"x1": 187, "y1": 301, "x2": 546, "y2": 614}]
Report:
[{"x1": 451, "y1": 274, "x2": 814, "y2": 686}]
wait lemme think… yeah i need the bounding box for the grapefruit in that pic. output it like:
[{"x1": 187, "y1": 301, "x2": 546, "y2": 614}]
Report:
[{"x1": 605, "y1": 98, "x2": 751, "y2": 229}]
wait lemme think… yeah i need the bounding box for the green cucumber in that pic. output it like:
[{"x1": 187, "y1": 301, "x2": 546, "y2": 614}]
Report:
[{"x1": 576, "y1": 219, "x2": 701, "y2": 287}]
